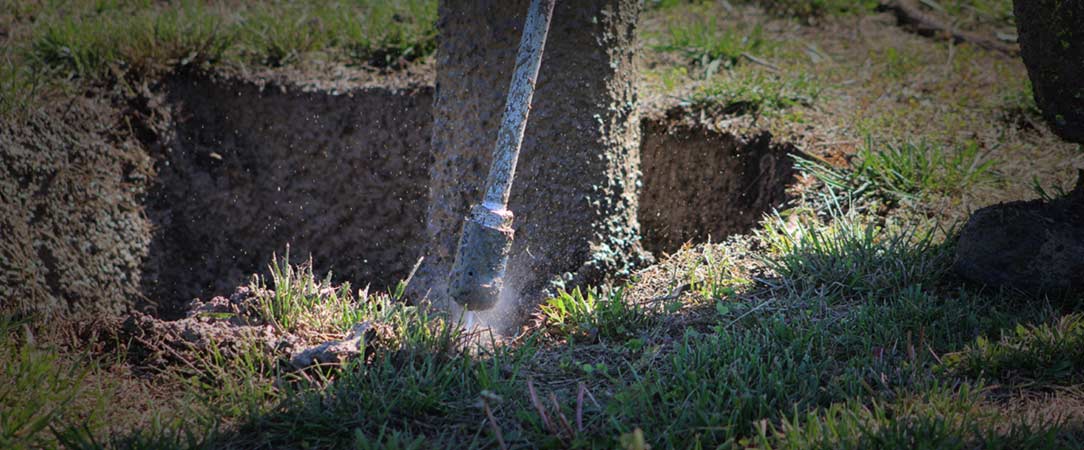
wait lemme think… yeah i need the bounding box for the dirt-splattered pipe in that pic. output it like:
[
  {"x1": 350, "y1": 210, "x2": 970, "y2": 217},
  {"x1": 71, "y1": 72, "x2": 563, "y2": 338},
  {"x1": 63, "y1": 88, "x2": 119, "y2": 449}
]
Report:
[{"x1": 447, "y1": 0, "x2": 556, "y2": 311}]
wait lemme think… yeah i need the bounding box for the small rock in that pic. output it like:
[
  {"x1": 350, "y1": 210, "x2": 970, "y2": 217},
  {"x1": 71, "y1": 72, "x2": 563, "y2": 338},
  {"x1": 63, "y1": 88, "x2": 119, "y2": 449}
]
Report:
[
  {"x1": 955, "y1": 174, "x2": 1084, "y2": 295},
  {"x1": 288, "y1": 321, "x2": 392, "y2": 369}
]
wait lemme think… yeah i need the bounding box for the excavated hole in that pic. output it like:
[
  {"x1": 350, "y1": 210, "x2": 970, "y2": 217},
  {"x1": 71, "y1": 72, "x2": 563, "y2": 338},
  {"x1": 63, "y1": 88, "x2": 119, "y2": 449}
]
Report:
[
  {"x1": 638, "y1": 117, "x2": 797, "y2": 255},
  {"x1": 143, "y1": 77, "x2": 433, "y2": 315},
  {"x1": 143, "y1": 77, "x2": 796, "y2": 313}
]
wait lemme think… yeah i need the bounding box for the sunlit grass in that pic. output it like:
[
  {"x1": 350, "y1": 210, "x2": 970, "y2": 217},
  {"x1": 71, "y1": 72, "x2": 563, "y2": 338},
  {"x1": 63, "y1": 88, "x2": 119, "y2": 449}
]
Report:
[
  {"x1": 653, "y1": 12, "x2": 778, "y2": 73},
  {"x1": 540, "y1": 287, "x2": 653, "y2": 343},
  {"x1": 757, "y1": 191, "x2": 953, "y2": 300},
  {"x1": 794, "y1": 137, "x2": 999, "y2": 203},
  {"x1": 775, "y1": 384, "x2": 1058, "y2": 449},
  {"x1": 13, "y1": 0, "x2": 436, "y2": 83}
]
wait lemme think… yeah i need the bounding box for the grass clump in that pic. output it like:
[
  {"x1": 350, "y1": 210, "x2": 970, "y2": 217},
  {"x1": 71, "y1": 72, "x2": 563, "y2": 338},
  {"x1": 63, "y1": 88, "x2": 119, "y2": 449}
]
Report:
[
  {"x1": 944, "y1": 314, "x2": 1084, "y2": 387},
  {"x1": 685, "y1": 70, "x2": 821, "y2": 118},
  {"x1": 17, "y1": 0, "x2": 437, "y2": 84},
  {"x1": 795, "y1": 137, "x2": 998, "y2": 202},
  {"x1": 0, "y1": 320, "x2": 90, "y2": 449},
  {"x1": 757, "y1": 192, "x2": 952, "y2": 300},
  {"x1": 774, "y1": 384, "x2": 1059, "y2": 449},
  {"x1": 251, "y1": 251, "x2": 360, "y2": 334},
  {"x1": 654, "y1": 15, "x2": 775, "y2": 73},
  {"x1": 27, "y1": 3, "x2": 231, "y2": 81},
  {"x1": 854, "y1": 139, "x2": 998, "y2": 200},
  {"x1": 541, "y1": 287, "x2": 653, "y2": 343},
  {"x1": 251, "y1": 251, "x2": 435, "y2": 351}
]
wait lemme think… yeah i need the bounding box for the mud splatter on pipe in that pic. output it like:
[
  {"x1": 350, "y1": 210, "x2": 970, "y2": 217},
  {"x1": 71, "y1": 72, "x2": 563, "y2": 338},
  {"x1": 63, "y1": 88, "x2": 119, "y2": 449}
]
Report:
[{"x1": 447, "y1": 0, "x2": 556, "y2": 311}]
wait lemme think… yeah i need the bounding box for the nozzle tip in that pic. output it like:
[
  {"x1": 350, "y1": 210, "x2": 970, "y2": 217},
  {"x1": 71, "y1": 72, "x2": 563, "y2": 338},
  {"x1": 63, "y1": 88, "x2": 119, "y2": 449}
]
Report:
[{"x1": 448, "y1": 206, "x2": 515, "y2": 311}]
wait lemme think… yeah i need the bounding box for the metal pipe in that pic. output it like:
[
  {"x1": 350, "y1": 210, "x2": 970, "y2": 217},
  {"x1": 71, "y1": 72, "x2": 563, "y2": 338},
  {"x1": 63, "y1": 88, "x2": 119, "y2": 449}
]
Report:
[
  {"x1": 447, "y1": 0, "x2": 556, "y2": 311},
  {"x1": 482, "y1": 0, "x2": 556, "y2": 210}
]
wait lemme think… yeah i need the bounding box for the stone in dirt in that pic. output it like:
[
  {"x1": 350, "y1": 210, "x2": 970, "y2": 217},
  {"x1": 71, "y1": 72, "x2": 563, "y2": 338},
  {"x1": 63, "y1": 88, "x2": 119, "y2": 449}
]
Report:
[
  {"x1": 289, "y1": 321, "x2": 393, "y2": 369},
  {"x1": 954, "y1": 172, "x2": 1084, "y2": 296}
]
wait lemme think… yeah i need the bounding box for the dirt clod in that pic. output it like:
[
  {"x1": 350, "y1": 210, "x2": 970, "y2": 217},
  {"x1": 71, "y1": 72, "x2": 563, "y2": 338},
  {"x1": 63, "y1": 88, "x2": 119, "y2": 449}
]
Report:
[{"x1": 288, "y1": 320, "x2": 392, "y2": 369}]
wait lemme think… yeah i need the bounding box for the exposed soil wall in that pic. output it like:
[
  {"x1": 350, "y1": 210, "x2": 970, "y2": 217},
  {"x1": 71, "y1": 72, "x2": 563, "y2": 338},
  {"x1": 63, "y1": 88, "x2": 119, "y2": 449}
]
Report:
[
  {"x1": 639, "y1": 119, "x2": 797, "y2": 255},
  {"x1": 145, "y1": 78, "x2": 434, "y2": 314},
  {"x1": 1, "y1": 101, "x2": 154, "y2": 316},
  {"x1": 2, "y1": 74, "x2": 796, "y2": 318}
]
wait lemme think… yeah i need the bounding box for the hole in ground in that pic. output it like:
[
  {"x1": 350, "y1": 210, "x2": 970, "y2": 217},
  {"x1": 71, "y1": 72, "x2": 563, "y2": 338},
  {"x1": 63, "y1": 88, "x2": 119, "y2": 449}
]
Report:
[
  {"x1": 638, "y1": 116, "x2": 797, "y2": 255},
  {"x1": 142, "y1": 77, "x2": 433, "y2": 317},
  {"x1": 141, "y1": 77, "x2": 797, "y2": 314}
]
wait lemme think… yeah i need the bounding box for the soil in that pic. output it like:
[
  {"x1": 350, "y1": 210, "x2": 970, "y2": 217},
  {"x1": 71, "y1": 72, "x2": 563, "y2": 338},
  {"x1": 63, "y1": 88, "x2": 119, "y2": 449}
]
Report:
[
  {"x1": 0, "y1": 98, "x2": 154, "y2": 316},
  {"x1": 143, "y1": 76, "x2": 433, "y2": 316},
  {"x1": 1014, "y1": 0, "x2": 1084, "y2": 143},
  {"x1": 1, "y1": 70, "x2": 799, "y2": 319},
  {"x1": 639, "y1": 111, "x2": 797, "y2": 255}
]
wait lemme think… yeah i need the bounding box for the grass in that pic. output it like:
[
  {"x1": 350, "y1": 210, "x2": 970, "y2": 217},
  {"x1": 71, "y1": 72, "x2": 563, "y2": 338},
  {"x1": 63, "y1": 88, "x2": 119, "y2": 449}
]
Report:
[
  {"x1": 5, "y1": 247, "x2": 1084, "y2": 448},
  {"x1": 540, "y1": 287, "x2": 653, "y2": 343},
  {"x1": 944, "y1": 314, "x2": 1084, "y2": 388},
  {"x1": 685, "y1": 69, "x2": 822, "y2": 119},
  {"x1": 251, "y1": 249, "x2": 423, "y2": 336},
  {"x1": 775, "y1": 384, "x2": 1059, "y2": 449},
  {"x1": 252, "y1": 251, "x2": 356, "y2": 334},
  {"x1": 654, "y1": 12, "x2": 777, "y2": 75},
  {"x1": 5, "y1": 0, "x2": 1084, "y2": 447},
  {"x1": 757, "y1": 190, "x2": 953, "y2": 300},
  {"x1": 684, "y1": 247, "x2": 750, "y2": 302},
  {"x1": 1, "y1": 0, "x2": 437, "y2": 116},
  {"x1": 0, "y1": 320, "x2": 90, "y2": 449},
  {"x1": 794, "y1": 137, "x2": 999, "y2": 203}
]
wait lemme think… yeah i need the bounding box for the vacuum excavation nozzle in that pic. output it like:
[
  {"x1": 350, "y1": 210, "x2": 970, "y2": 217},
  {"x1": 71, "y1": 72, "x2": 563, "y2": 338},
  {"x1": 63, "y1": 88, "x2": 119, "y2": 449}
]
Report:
[
  {"x1": 447, "y1": 0, "x2": 555, "y2": 311},
  {"x1": 448, "y1": 206, "x2": 514, "y2": 311}
]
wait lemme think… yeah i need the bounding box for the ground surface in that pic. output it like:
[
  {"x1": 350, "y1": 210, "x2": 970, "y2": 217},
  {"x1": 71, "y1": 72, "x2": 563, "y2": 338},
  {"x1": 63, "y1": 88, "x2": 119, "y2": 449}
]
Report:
[{"x1": 3, "y1": 0, "x2": 1084, "y2": 449}]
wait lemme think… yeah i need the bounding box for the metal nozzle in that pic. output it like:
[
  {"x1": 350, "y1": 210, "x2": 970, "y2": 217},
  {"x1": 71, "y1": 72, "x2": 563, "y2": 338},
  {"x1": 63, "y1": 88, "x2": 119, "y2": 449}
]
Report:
[{"x1": 448, "y1": 205, "x2": 515, "y2": 310}]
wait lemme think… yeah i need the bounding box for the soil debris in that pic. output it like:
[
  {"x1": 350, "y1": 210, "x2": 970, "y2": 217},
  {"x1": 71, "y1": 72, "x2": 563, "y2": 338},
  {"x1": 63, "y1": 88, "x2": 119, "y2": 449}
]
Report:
[{"x1": 288, "y1": 321, "x2": 393, "y2": 369}]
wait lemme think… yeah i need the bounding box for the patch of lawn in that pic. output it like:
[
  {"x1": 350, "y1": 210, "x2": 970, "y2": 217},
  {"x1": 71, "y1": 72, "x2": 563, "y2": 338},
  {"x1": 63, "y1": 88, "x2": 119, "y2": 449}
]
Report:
[
  {"x1": 653, "y1": 12, "x2": 777, "y2": 73},
  {"x1": 757, "y1": 191, "x2": 953, "y2": 300},
  {"x1": 0, "y1": 319, "x2": 91, "y2": 449},
  {"x1": 944, "y1": 313, "x2": 1084, "y2": 388},
  {"x1": 684, "y1": 69, "x2": 822, "y2": 118},
  {"x1": 794, "y1": 137, "x2": 999, "y2": 202},
  {"x1": 775, "y1": 384, "x2": 1060, "y2": 449},
  {"x1": 15, "y1": 0, "x2": 436, "y2": 83},
  {"x1": 241, "y1": 323, "x2": 531, "y2": 449},
  {"x1": 541, "y1": 287, "x2": 654, "y2": 343}
]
